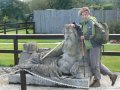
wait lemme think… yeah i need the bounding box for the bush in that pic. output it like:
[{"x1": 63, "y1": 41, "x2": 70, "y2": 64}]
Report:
[
  {"x1": 109, "y1": 21, "x2": 120, "y2": 34},
  {"x1": 3, "y1": 15, "x2": 9, "y2": 23},
  {"x1": 90, "y1": 4, "x2": 102, "y2": 10},
  {"x1": 102, "y1": 4, "x2": 114, "y2": 10},
  {"x1": 90, "y1": 3, "x2": 114, "y2": 10}
]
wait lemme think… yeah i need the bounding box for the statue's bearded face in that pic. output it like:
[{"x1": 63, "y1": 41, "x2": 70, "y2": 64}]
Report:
[
  {"x1": 64, "y1": 25, "x2": 78, "y2": 44},
  {"x1": 65, "y1": 28, "x2": 75, "y2": 42},
  {"x1": 63, "y1": 24, "x2": 80, "y2": 55}
]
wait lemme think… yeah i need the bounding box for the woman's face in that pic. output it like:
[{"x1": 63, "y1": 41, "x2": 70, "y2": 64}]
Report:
[{"x1": 81, "y1": 11, "x2": 90, "y2": 20}]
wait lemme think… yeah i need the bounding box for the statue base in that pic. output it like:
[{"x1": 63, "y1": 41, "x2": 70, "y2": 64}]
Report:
[{"x1": 9, "y1": 73, "x2": 89, "y2": 89}]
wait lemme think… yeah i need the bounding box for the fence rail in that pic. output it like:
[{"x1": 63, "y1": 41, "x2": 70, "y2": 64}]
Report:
[
  {"x1": 0, "y1": 22, "x2": 35, "y2": 34},
  {"x1": 0, "y1": 34, "x2": 119, "y2": 65}
]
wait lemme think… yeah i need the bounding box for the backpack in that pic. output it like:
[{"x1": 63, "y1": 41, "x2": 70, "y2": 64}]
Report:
[{"x1": 92, "y1": 20, "x2": 109, "y2": 44}]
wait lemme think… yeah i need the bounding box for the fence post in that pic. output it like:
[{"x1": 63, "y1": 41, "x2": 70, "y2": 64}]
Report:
[
  {"x1": 33, "y1": 22, "x2": 35, "y2": 34},
  {"x1": 16, "y1": 23, "x2": 18, "y2": 34},
  {"x1": 14, "y1": 36, "x2": 19, "y2": 65},
  {"x1": 25, "y1": 22, "x2": 28, "y2": 34},
  {"x1": 4, "y1": 23, "x2": 6, "y2": 34},
  {"x1": 20, "y1": 69, "x2": 27, "y2": 90}
]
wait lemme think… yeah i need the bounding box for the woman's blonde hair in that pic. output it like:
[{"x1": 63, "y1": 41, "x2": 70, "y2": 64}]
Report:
[{"x1": 78, "y1": 7, "x2": 91, "y2": 15}]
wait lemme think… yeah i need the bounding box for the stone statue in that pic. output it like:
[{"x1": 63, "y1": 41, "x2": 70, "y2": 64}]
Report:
[
  {"x1": 27, "y1": 24, "x2": 91, "y2": 79},
  {"x1": 4, "y1": 24, "x2": 91, "y2": 88},
  {"x1": 57, "y1": 24, "x2": 91, "y2": 78}
]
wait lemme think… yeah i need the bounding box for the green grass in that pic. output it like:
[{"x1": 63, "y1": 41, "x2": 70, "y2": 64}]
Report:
[
  {"x1": 0, "y1": 43, "x2": 119, "y2": 50},
  {"x1": 0, "y1": 29, "x2": 63, "y2": 43},
  {"x1": 0, "y1": 43, "x2": 119, "y2": 71},
  {"x1": 0, "y1": 39, "x2": 63, "y2": 43},
  {"x1": 104, "y1": 44, "x2": 120, "y2": 51},
  {"x1": 0, "y1": 29, "x2": 33, "y2": 34},
  {"x1": 0, "y1": 43, "x2": 57, "y2": 66},
  {"x1": 0, "y1": 43, "x2": 58, "y2": 50},
  {"x1": 101, "y1": 44, "x2": 120, "y2": 72},
  {"x1": 18, "y1": 39, "x2": 63, "y2": 43},
  {"x1": 0, "y1": 54, "x2": 14, "y2": 66},
  {"x1": 102, "y1": 56, "x2": 120, "y2": 72}
]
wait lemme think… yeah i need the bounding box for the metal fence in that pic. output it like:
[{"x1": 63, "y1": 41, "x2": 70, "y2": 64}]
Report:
[{"x1": 33, "y1": 9, "x2": 120, "y2": 34}]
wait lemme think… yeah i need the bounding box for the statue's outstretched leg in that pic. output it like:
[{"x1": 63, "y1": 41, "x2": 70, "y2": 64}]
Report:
[{"x1": 2, "y1": 64, "x2": 32, "y2": 73}]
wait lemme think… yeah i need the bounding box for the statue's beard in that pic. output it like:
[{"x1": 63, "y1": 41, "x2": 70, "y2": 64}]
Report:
[
  {"x1": 63, "y1": 33, "x2": 78, "y2": 55},
  {"x1": 64, "y1": 38, "x2": 73, "y2": 49}
]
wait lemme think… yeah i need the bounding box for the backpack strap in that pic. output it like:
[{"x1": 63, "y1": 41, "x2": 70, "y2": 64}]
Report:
[{"x1": 90, "y1": 19, "x2": 104, "y2": 29}]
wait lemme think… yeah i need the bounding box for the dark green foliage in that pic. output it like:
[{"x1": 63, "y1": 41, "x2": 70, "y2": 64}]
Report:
[
  {"x1": 90, "y1": 3, "x2": 114, "y2": 10},
  {"x1": 29, "y1": 0, "x2": 119, "y2": 11},
  {"x1": 51, "y1": 0, "x2": 73, "y2": 9},
  {"x1": 90, "y1": 4, "x2": 102, "y2": 10},
  {"x1": 109, "y1": 21, "x2": 120, "y2": 34},
  {"x1": 0, "y1": 0, "x2": 30, "y2": 23},
  {"x1": 29, "y1": 0, "x2": 92, "y2": 10},
  {"x1": 102, "y1": 4, "x2": 114, "y2": 10}
]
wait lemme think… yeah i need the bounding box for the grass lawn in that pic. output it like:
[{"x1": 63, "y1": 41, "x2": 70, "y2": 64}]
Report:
[
  {"x1": 0, "y1": 29, "x2": 33, "y2": 34},
  {"x1": 103, "y1": 44, "x2": 120, "y2": 51},
  {"x1": 0, "y1": 39, "x2": 63, "y2": 43},
  {"x1": 0, "y1": 29, "x2": 63, "y2": 43},
  {"x1": 0, "y1": 54, "x2": 14, "y2": 66},
  {"x1": 102, "y1": 56, "x2": 120, "y2": 72},
  {"x1": 0, "y1": 43, "x2": 57, "y2": 66},
  {"x1": 0, "y1": 43, "x2": 57, "y2": 50},
  {"x1": 0, "y1": 42, "x2": 119, "y2": 72}
]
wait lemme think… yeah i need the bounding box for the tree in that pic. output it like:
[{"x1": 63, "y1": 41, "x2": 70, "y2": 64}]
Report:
[
  {"x1": 28, "y1": 0, "x2": 93, "y2": 10},
  {"x1": 29, "y1": 0, "x2": 74, "y2": 10},
  {"x1": 26, "y1": 0, "x2": 120, "y2": 11},
  {"x1": 29, "y1": 0, "x2": 49, "y2": 10},
  {"x1": 71, "y1": 0, "x2": 88, "y2": 8},
  {"x1": 0, "y1": 0, "x2": 30, "y2": 22},
  {"x1": 51, "y1": 0, "x2": 73, "y2": 9}
]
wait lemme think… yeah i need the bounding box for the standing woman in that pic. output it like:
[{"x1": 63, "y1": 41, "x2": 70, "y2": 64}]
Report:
[{"x1": 79, "y1": 7, "x2": 117, "y2": 87}]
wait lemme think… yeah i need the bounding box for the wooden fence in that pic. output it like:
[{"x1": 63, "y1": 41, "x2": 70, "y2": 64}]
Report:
[
  {"x1": 0, "y1": 34, "x2": 119, "y2": 65},
  {"x1": 0, "y1": 22, "x2": 35, "y2": 34},
  {"x1": 33, "y1": 9, "x2": 120, "y2": 34}
]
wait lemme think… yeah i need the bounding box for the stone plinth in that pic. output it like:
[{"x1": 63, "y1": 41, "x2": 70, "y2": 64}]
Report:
[{"x1": 9, "y1": 74, "x2": 89, "y2": 88}]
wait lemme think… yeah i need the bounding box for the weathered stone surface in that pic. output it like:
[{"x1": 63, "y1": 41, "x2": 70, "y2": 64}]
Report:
[
  {"x1": 8, "y1": 24, "x2": 91, "y2": 88},
  {"x1": 18, "y1": 42, "x2": 38, "y2": 64},
  {"x1": 9, "y1": 74, "x2": 89, "y2": 88}
]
